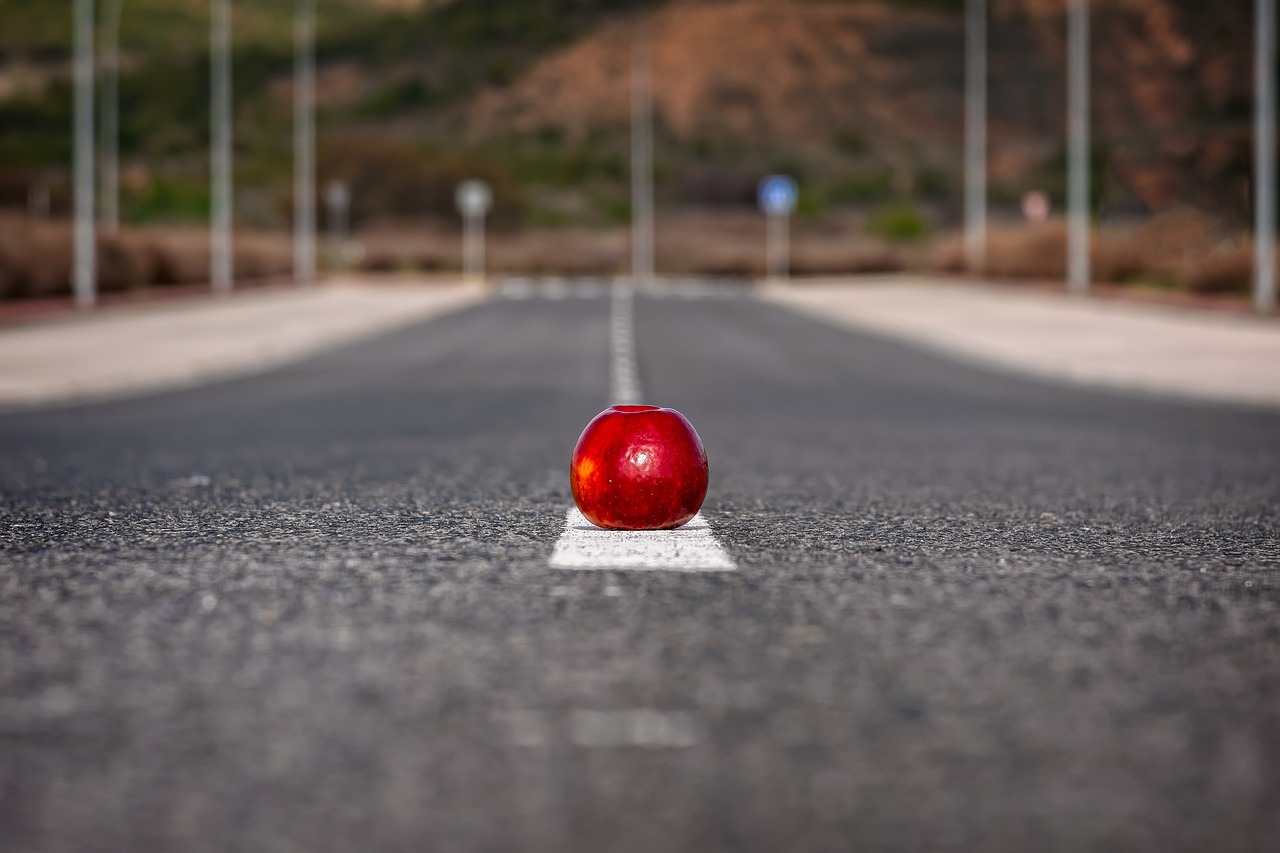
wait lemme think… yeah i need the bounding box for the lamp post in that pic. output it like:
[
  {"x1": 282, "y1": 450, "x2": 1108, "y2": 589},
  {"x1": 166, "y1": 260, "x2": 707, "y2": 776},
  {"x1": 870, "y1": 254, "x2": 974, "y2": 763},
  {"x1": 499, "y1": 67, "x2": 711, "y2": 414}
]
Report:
[
  {"x1": 101, "y1": 0, "x2": 125, "y2": 233},
  {"x1": 1066, "y1": 0, "x2": 1090, "y2": 295},
  {"x1": 964, "y1": 0, "x2": 987, "y2": 275},
  {"x1": 630, "y1": 15, "x2": 654, "y2": 288},
  {"x1": 294, "y1": 0, "x2": 316, "y2": 285},
  {"x1": 74, "y1": 0, "x2": 96, "y2": 308},
  {"x1": 1256, "y1": 0, "x2": 1276, "y2": 313},
  {"x1": 210, "y1": 0, "x2": 232, "y2": 294}
]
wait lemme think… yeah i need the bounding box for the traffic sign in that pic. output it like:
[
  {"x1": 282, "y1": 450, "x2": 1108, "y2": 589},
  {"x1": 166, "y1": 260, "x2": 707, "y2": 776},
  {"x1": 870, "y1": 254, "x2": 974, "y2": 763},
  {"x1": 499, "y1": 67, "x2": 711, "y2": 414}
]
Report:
[
  {"x1": 456, "y1": 180, "x2": 493, "y2": 219},
  {"x1": 758, "y1": 175, "x2": 798, "y2": 217}
]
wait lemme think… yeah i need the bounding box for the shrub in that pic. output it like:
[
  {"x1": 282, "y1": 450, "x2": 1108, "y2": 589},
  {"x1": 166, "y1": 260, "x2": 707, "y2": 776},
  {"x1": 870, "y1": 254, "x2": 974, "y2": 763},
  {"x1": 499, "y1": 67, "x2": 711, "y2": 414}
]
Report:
[
  {"x1": 827, "y1": 169, "x2": 895, "y2": 205},
  {"x1": 868, "y1": 202, "x2": 928, "y2": 242}
]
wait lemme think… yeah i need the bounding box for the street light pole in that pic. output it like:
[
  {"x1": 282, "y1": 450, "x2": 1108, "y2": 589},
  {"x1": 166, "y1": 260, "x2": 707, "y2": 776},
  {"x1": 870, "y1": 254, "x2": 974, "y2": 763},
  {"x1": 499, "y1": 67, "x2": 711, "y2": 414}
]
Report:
[
  {"x1": 964, "y1": 0, "x2": 987, "y2": 275},
  {"x1": 210, "y1": 0, "x2": 232, "y2": 294},
  {"x1": 73, "y1": 0, "x2": 96, "y2": 309},
  {"x1": 294, "y1": 0, "x2": 316, "y2": 285},
  {"x1": 101, "y1": 0, "x2": 125, "y2": 233},
  {"x1": 1256, "y1": 0, "x2": 1276, "y2": 313},
  {"x1": 630, "y1": 16, "x2": 654, "y2": 288},
  {"x1": 1066, "y1": 0, "x2": 1090, "y2": 295}
]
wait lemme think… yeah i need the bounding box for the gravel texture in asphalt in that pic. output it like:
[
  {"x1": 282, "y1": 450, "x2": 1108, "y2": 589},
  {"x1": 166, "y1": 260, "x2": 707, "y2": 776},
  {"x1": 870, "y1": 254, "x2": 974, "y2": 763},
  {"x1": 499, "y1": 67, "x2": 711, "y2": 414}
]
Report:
[{"x1": 2, "y1": 280, "x2": 1278, "y2": 852}]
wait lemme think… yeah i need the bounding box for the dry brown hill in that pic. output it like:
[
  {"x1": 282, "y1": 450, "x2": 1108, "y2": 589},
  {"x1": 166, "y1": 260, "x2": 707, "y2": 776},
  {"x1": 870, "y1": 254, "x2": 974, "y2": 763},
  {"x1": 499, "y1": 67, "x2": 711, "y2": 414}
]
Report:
[{"x1": 466, "y1": 0, "x2": 1254, "y2": 223}]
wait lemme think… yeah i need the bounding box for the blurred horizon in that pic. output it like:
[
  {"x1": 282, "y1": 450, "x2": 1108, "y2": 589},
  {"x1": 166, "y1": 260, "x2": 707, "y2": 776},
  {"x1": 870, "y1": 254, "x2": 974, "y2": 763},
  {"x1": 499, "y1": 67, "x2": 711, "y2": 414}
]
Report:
[{"x1": 0, "y1": 0, "x2": 1265, "y2": 296}]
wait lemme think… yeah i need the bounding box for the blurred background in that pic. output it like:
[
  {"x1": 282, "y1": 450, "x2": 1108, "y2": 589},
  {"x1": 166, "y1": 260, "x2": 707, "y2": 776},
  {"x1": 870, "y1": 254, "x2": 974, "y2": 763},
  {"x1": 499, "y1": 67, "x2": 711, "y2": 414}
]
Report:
[{"x1": 0, "y1": 0, "x2": 1263, "y2": 298}]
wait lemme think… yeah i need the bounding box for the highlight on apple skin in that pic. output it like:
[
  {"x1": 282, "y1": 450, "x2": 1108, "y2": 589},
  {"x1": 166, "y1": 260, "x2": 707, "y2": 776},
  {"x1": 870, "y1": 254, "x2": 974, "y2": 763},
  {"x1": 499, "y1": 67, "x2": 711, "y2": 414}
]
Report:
[{"x1": 570, "y1": 405, "x2": 709, "y2": 530}]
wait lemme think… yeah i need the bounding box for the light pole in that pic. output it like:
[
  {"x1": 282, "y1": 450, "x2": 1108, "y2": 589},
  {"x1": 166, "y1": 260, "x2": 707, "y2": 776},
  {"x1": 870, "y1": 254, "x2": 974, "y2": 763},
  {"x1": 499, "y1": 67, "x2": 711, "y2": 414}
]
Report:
[
  {"x1": 630, "y1": 15, "x2": 654, "y2": 288},
  {"x1": 74, "y1": 0, "x2": 96, "y2": 309},
  {"x1": 1066, "y1": 0, "x2": 1090, "y2": 295},
  {"x1": 210, "y1": 0, "x2": 232, "y2": 294},
  {"x1": 1256, "y1": 0, "x2": 1276, "y2": 313},
  {"x1": 294, "y1": 0, "x2": 316, "y2": 285},
  {"x1": 100, "y1": 0, "x2": 125, "y2": 233},
  {"x1": 964, "y1": 0, "x2": 987, "y2": 274}
]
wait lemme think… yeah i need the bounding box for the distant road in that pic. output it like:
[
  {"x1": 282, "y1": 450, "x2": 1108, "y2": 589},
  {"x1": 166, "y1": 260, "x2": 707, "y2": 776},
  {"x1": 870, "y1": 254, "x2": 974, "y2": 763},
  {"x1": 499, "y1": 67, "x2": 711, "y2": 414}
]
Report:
[{"x1": 2, "y1": 280, "x2": 1277, "y2": 851}]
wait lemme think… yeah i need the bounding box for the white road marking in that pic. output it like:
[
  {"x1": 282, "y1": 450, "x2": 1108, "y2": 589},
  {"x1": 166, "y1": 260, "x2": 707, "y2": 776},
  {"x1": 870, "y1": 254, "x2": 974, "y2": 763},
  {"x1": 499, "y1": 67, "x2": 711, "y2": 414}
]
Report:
[
  {"x1": 549, "y1": 506, "x2": 735, "y2": 571},
  {"x1": 609, "y1": 283, "x2": 643, "y2": 405},
  {"x1": 568, "y1": 709, "x2": 698, "y2": 748},
  {"x1": 548, "y1": 282, "x2": 739, "y2": 572},
  {"x1": 494, "y1": 707, "x2": 699, "y2": 749}
]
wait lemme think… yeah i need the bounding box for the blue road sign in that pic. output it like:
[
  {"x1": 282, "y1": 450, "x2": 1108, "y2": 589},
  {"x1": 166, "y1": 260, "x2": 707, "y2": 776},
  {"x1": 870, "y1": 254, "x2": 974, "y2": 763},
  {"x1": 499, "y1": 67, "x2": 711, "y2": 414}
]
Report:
[{"x1": 758, "y1": 175, "x2": 798, "y2": 217}]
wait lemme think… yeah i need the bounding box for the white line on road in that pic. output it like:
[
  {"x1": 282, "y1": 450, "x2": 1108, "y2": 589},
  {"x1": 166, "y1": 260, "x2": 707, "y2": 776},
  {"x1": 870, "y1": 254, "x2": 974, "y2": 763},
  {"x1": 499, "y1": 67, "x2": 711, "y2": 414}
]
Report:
[
  {"x1": 548, "y1": 281, "x2": 738, "y2": 572},
  {"x1": 610, "y1": 283, "x2": 643, "y2": 406},
  {"x1": 568, "y1": 709, "x2": 698, "y2": 748},
  {"x1": 549, "y1": 507, "x2": 735, "y2": 571}
]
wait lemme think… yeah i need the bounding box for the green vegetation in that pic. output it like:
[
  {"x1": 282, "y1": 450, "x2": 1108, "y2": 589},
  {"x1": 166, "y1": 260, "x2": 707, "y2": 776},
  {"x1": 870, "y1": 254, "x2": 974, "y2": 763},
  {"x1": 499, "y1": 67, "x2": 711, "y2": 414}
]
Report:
[
  {"x1": 833, "y1": 130, "x2": 869, "y2": 158},
  {"x1": 0, "y1": 0, "x2": 377, "y2": 60},
  {"x1": 485, "y1": 131, "x2": 626, "y2": 188},
  {"x1": 826, "y1": 169, "x2": 894, "y2": 205},
  {"x1": 867, "y1": 201, "x2": 928, "y2": 242},
  {"x1": 124, "y1": 175, "x2": 210, "y2": 223}
]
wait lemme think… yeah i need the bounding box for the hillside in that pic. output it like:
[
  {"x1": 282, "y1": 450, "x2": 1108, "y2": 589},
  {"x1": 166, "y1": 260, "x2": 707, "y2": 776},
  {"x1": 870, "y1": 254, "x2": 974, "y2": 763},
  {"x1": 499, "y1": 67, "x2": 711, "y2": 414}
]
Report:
[
  {"x1": 0, "y1": 0, "x2": 1260, "y2": 232},
  {"x1": 467, "y1": 0, "x2": 1254, "y2": 223}
]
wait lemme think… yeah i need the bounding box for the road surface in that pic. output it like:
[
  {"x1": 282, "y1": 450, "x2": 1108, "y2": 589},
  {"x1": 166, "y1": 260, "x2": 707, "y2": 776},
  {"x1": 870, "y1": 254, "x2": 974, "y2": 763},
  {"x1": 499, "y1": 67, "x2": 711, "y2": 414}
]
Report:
[{"x1": 2, "y1": 279, "x2": 1278, "y2": 852}]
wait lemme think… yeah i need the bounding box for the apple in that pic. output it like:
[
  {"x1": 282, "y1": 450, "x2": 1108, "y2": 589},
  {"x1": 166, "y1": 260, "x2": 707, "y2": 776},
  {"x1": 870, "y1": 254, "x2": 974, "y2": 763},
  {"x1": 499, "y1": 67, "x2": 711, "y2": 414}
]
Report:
[{"x1": 570, "y1": 405, "x2": 709, "y2": 530}]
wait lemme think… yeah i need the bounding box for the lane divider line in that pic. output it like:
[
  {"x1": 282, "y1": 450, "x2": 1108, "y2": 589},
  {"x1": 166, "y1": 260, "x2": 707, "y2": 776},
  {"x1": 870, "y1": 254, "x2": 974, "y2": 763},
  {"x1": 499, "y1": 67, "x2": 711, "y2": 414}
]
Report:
[
  {"x1": 549, "y1": 507, "x2": 735, "y2": 572},
  {"x1": 610, "y1": 283, "x2": 643, "y2": 406},
  {"x1": 550, "y1": 282, "x2": 739, "y2": 572}
]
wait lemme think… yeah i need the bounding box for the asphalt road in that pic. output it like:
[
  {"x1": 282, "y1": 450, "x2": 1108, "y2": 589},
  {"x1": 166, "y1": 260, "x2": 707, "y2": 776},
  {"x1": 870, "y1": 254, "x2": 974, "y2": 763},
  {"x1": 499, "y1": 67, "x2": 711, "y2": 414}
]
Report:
[{"x1": 2, "y1": 281, "x2": 1278, "y2": 852}]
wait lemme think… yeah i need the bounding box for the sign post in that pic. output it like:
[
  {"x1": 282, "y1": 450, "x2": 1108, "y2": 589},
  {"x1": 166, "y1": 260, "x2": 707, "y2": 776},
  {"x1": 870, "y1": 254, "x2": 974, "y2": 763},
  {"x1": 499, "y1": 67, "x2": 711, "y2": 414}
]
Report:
[
  {"x1": 758, "y1": 175, "x2": 798, "y2": 282},
  {"x1": 325, "y1": 181, "x2": 350, "y2": 272},
  {"x1": 456, "y1": 180, "x2": 493, "y2": 282}
]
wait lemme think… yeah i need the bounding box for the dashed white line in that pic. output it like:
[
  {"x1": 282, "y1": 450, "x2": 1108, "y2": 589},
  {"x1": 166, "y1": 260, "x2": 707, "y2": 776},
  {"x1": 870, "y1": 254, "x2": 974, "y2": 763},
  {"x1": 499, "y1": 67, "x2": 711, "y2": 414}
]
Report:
[
  {"x1": 609, "y1": 283, "x2": 643, "y2": 406},
  {"x1": 568, "y1": 709, "x2": 698, "y2": 748}
]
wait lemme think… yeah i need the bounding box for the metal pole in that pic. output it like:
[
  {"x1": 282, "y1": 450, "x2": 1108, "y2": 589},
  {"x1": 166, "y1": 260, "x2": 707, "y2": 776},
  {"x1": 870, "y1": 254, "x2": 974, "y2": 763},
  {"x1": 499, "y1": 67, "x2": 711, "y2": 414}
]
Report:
[
  {"x1": 210, "y1": 0, "x2": 232, "y2": 294},
  {"x1": 29, "y1": 182, "x2": 50, "y2": 219},
  {"x1": 1256, "y1": 0, "x2": 1276, "y2": 313},
  {"x1": 1066, "y1": 0, "x2": 1090, "y2": 295},
  {"x1": 294, "y1": 0, "x2": 316, "y2": 284},
  {"x1": 766, "y1": 213, "x2": 789, "y2": 282},
  {"x1": 73, "y1": 0, "x2": 96, "y2": 309},
  {"x1": 964, "y1": 0, "x2": 987, "y2": 274},
  {"x1": 101, "y1": 0, "x2": 125, "y2": 232},
  {"x1": 326, "y1": 182, "x2": 349, "y2": 271},
  {"x1": 631, "y1": 16, "x2": 654, "y2": 287},
  {"x1": 463, "y1": 214, "x2": 479, "y2": 279}
]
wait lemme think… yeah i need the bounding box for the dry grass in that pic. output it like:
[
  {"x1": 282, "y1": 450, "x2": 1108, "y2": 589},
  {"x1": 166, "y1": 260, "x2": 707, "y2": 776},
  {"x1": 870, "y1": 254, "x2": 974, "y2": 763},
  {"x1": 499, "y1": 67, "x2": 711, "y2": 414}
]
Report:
[
  {"x1": 0, "y1": 207, "x2": 1259, "y2": 302},
  {"x1": 349, "y1": 210, "x2": 905, "y2": 279},
  {"x1": 0, "y1": 214, "x2": 292, "y2": 300},
  {"x1": 934, "y1": 208, "x2": 1257, "y2": 296}
]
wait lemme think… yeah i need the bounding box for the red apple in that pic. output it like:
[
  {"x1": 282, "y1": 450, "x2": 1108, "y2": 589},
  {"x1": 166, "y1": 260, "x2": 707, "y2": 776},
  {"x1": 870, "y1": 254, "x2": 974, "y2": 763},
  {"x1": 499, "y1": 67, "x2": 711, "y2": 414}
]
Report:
[{"x1": 570, "y1": 405, "x2": 709, "y2": 530}]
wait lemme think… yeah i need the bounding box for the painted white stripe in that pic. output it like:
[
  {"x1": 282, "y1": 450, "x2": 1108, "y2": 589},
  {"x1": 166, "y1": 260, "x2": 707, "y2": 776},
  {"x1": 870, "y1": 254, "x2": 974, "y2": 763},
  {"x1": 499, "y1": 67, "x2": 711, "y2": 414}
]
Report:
[
  {"x1": 549, "y1": 507, "x2": 735, "y2": 571},
  {"x1": 568, "y1": 709, "x2": 698, "y2": 748},
  {"x1": 609, "y1": 283, "x2": 643, "y2": 405}
]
